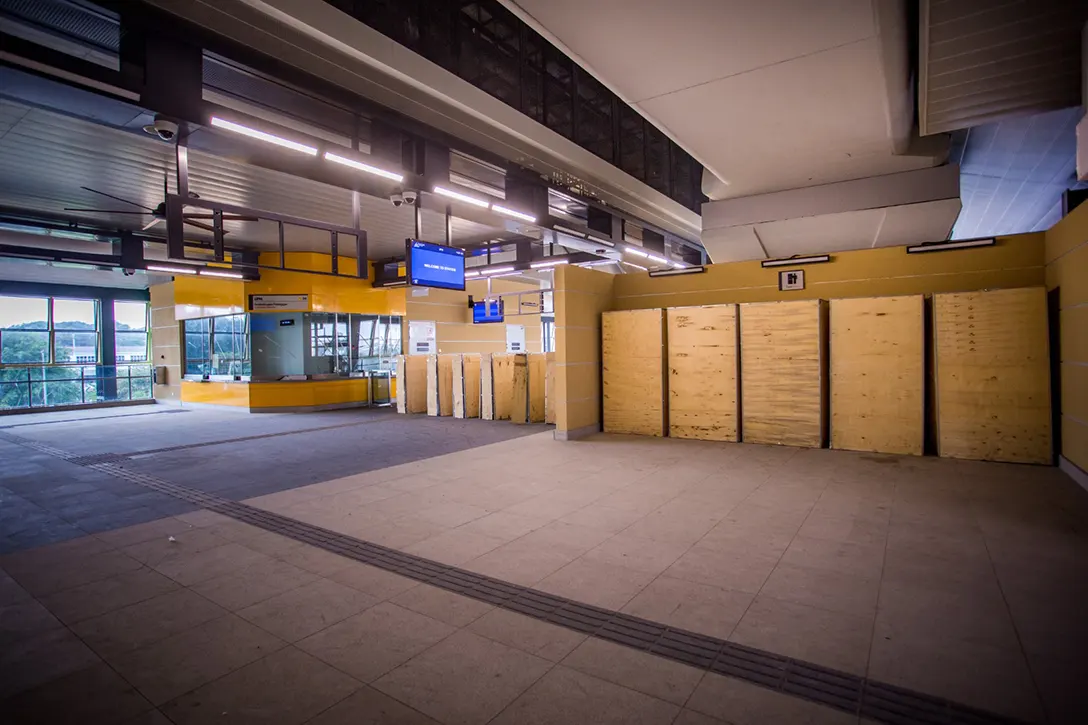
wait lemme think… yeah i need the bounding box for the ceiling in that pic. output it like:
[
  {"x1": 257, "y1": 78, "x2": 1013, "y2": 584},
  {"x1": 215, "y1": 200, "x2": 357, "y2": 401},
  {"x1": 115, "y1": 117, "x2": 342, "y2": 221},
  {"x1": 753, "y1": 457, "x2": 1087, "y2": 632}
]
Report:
[
  {"x1": 502, "y1": 0, "x2": 945, "y2": 201},
  {"x1": 950, "y1": 106, "x2": 1087, "y2": 239},
  {"x1": 0, "y1": 98, "x2": 509, "y2": 263}
]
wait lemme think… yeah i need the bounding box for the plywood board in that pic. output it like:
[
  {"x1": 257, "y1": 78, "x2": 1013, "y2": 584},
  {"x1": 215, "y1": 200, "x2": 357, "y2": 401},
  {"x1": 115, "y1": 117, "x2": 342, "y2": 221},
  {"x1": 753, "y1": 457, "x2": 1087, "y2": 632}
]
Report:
[
  {"x1": 463, "y1": 353, "x2": 481, "y2": 419},
  {"x1": 740, "y1": 300, "x2": 826, "y2": 447},
  {"x1": 529, "y1": 353, "x2": 546, "y2": 423},
  {"x1": 437, "y1": 354, "x2": 455, "y2": 416},
  {"x1": 452, "y1": 355, "x2": 466, "y2": 418},
  {"x1": 602, "y1": 309, "x2": 666, "y2": 436},
  {"x1": 830, "y1": 296, "x2": 924, "y2": 455},
  {"x1": 511, "y1": 354, "x2": 529, "y2": 424},
  {"x1": 492, "y1": 353, "x2": 516, "y2": 421},
  {"x1": 667, "y1": 305, "x2": 738, "y2": 441},
  {"x1": 935, "y1": 287, "x2": 1051, "y2": 464},
  {"x1": 480, "y1": 353, "x2": 495, "y2": 420},
  {"x1": 404, "y1": 355, "x2": 428, "y2": 414},
  {"x1": 395, "y1": 355, "x2": 407, "y2": 414},
  {"x1": 544, "y1": 353, "x2": 556, "y2": 424},
  {"x1": 425, "y1": 355, "x2": 439, "y2": 416}
]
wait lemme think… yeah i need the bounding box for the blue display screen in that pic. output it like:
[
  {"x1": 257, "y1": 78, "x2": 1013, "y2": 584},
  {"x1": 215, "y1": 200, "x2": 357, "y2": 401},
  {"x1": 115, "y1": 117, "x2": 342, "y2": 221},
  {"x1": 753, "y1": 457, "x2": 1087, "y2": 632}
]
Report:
[
  {"x1": 407, "y1": 240, "x2": 465, "y2": 291},
  {"x1": 473, "y1": 299, "x2": 504, "y2": 324}
]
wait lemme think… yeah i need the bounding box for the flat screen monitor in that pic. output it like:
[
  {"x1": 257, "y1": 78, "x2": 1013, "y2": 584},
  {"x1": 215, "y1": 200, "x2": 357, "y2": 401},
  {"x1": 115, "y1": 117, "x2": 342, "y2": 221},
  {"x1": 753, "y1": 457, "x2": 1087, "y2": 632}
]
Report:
[
  {"x1": 473, "y1": 299, "x2": 504, "y2": 324},
  {"x1": 406, "y1": 240, "x2": 465, "y2": 291}
]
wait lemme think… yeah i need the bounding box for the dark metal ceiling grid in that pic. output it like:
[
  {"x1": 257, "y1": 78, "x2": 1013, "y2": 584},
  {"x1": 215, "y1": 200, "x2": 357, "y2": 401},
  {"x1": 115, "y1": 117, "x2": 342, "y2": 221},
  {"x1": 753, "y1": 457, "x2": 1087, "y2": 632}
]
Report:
[
  {"x1": 920, "y1": 0, "x2": 1086, "y2": 135},
  {"x1": 0, "y1": 0, "x2": 119, "y2": 53},
  {"x1": 950, "y1": 106, "x2": 1086, "y2": 240},
  {"x1": 0, "y1": 99, "x2": 502, "y2": 258}
]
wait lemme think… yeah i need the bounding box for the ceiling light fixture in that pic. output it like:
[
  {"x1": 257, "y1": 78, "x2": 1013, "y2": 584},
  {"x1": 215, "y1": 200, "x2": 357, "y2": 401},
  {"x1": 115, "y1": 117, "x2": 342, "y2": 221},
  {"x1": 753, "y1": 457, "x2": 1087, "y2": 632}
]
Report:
[
  {"x1": 586, "y1": 232, "x2": 615, "y2": 247},
  {"x1": 487, "y1": 271, "x2": 521, "y2": 278},
  {"x1": 210, "y1": 117, "x2": 318, "y2": 156},
  {"x1": 465, "y1": 270, "x2": 481, "y2": 278},
  {"x1": 200, "y1": 269, "x2": 245, "y2": 279},
  {"x1": 625, "y1": 247, "x2": 649, "y2": 258},
  {"x1": 481, "y1": 266, "x2": 515, "y2": 275},
  {"x1": 491, "y1": 204, "x2": 537, "y2": 223},
  {"x1": 649, "y1": 265, "x2": 707, "y2": 278},
  {"x1": 623, "y1": 261, "x2": 647, "y2": 271},
  {"x1": 434, "y1": 186, "x2": 489, "y2": 208},
  {"x1": 553, "y1": 224, "x2": 587, "y2": 239},
  {"x1": 530, "y1": 259, "x2": 570, "y2": 269},
  {"x1": 906, "y1": 238, "x2": 995, "y2": 254},
  {"x1": 324, "y1": 152, "x2": 404, "y2": 182},
  {"x1": 761, "y1": 254, "x2": 831, "y2": 268},
  {"x1": 671, "y1": 262, "x2": 688, "y2": 269},
  {"x1": 645, "y1": 253, "x2": 669, "y2": 265},
  {"x1": 146, "y1": 265, "x2": 197, "y2": 275}
]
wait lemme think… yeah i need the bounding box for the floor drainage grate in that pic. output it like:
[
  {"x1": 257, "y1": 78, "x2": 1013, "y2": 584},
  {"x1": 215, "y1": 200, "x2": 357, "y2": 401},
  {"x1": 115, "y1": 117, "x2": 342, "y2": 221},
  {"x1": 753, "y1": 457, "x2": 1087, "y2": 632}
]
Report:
[{"x1": 2, "y1": 430, "x2": 1032, "y2": 725}]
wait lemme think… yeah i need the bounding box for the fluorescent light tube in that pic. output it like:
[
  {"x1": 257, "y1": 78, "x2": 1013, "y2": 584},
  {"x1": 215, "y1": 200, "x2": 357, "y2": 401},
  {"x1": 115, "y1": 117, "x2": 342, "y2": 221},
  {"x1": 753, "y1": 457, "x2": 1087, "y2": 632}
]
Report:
[
  {"x1": 210, "y1": 117, "x2": 318, "y2": 156},
  {"x1": 671, "y1": 262, "x2": 687, "y2": 269},
  {"x1": 623, "y1": 261, "x2": 647, "y2": 271},
  {"x1": 464, "y1": 270, "x2": 481, "y2": 278},
  {"x1": 146, "y1": 265, "x2": 197, "y2": 275},
  {"x1": 554, "y1": 224, "x2": 587, "y2": 239},
  {"x1": 434, "y1": 186, "x2": 489, "y2": 208},
  {"x1": 200, "y1": 270, "x2": 245, "y2": 279},
  {"x1": 491, "y1": 204, "x2": 537, "y2": 223},
  {"x1": 625, "y1": 248, "x2": 650, "y2": 258},
  {"x1": 645, "y1": 253, "x2": 669, "y2": 265},
  {"x1": 761, "y1": 254, "x2": 831, "y2": 268},
  {"x1": 487, "y1": 271, "x2": 520, "y2": 278},
  {"x1": 530, "y1": 259, "x2": 569, "y2": 268},
  {"x1": 481, "y1": 266, "x2": 515, "y2": 275},
  {"x1": 906, "y1": 238, "x2": 995, "y2": 254},
  {"x1": 324, "y1": 152, "x2": 404, "y2": 182}
]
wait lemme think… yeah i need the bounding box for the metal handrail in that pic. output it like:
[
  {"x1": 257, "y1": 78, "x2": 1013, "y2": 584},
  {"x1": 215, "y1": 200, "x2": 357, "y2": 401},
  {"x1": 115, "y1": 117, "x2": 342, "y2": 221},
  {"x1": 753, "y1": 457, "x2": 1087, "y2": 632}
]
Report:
[{"x1": 0, "y1": 363, "x2": 153, "y2": 410}]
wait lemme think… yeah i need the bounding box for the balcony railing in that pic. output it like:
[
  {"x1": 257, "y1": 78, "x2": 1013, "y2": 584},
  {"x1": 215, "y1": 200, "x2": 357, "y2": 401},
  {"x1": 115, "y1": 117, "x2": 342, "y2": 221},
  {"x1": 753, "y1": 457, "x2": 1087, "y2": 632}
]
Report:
[{"x1": 0, "y1": 364, "x2": 153, "y2": 411}]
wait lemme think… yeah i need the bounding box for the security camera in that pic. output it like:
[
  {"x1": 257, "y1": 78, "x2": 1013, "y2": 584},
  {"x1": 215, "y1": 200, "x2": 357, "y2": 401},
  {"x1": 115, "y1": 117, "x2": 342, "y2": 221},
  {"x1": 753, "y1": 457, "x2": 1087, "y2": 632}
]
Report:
[
  {"x1": 122, "y1": 268, "x2": 135, "y2": 276},
  {"x1": 390, "y1": 191, "x2": 404, "y2": 208},
  {"x1": 142, "y1": 116, "x2": 179, "y2": 142},
  {"x1": 402, "y1": 189, "x2": 418, "y2": 205}
]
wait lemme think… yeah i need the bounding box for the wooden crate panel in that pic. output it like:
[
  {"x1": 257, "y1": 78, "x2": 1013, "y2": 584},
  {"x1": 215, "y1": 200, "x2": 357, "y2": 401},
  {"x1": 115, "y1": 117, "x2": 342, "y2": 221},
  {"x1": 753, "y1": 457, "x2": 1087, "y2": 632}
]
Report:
[
  {"x1": 463, "y1": 354, "x2": 481, "y2": 419},
  {"x1": 740, "y1": 300, "x2": 825, "y2": 447},
  {"x1": 480, "y1": 353, "x2": 494, "y2": 420},
  {"x1": 426, "y1": 355, "x2": 439, "y2": 416},
  {"x1": 395, "y1": 355, "x2": 407, "y2": 413},
  {"x1": 437, "y1": 354, "x2": 455, "y2": 416},
  {"x1": 667, "y1": 305, "x2": 738, "y2": 441},
  {"x1": 830, "y1": 296, "x2": 924, "y2": 455},
  {"x1": 404, "y1": 355, "x2": 428, "y2": 414},
  {"x1": 602, "y1": 309, "x2": 665, "y2": 436},
  {"x1": 511, "y1": 354, "x2": 529, "y2": 424},
  {"x1": 492, "y1": 354, "x2": 516, "y2": 421},
  {"x1": 529, "y1": 353, "x2": 546, "y2": 423},
  {"x1": 452, "y1": 355, "x2": 466, "y2": 418},
  {"x1": 935, "y1": 287, "x2": 1051, "y2": 463}
]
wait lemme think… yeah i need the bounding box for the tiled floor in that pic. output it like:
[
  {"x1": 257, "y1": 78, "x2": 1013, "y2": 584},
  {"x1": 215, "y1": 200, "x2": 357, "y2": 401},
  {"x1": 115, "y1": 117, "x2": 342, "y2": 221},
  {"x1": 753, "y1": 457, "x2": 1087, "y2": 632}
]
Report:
[{"x1": 2, "y1": 408, "x2": 1087, "y2": 724}]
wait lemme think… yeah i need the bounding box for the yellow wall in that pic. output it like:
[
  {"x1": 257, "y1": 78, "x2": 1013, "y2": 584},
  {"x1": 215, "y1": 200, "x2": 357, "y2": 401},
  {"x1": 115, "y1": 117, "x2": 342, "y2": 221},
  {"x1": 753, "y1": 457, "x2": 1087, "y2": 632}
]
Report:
[
  {"x1": 553, "y1": 265, "x2": 614, "y2": 436},
  {"x1": 1045, "y1": 202, "x2": 1088, "y2": 473},
  {"x1": 404, "y1": 277, "x2": 544, "y2": 355},
  {"x1": 612, "y1": 233, "x2": 1045, "y2": 310},
  {"x1": 149, "y1": 283, "x2": 181, "y2": 402},
  {"x1": 181, "y1": 380, "x2": 250, "y2": 407}
]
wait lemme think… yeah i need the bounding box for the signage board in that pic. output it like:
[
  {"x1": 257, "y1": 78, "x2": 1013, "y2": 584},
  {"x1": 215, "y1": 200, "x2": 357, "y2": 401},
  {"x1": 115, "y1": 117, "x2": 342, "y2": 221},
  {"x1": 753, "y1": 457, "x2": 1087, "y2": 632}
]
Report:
[{"x1": 250, "y1": 294, "x2": 310, "y2": 311}]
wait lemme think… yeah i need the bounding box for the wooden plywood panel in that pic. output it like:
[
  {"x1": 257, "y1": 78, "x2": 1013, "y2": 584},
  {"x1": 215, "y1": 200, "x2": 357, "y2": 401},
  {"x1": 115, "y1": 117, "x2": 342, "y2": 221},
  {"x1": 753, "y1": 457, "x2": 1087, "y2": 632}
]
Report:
[
  {"x1": 395, "y1": 355, "x2": 407, "y2": 414},
  {"x1": 602, "y1": 309, "x2": 666, "y2": 436},
  {"x1": 830, "y1": 296, "x2": 924, "y2": 455},
  {"x1": 480, "y1": 353, "x2": 495, "y2": 420},
  {"x1": 492, "y1": 353, "x2": 515, "y2": 421},
  {"x1": 452, "y1": 355, "x2": 466, "y2": 418},
  {"x1": 740, "y1": 300, "x2": 826, "y2": 447},
  {"x1": 935, "y1": 287, "x2": 1051, "y2": 464},
  {"x1": 437, "y1": 354, "x2": 455, "y2": 416},
  {"x1": 511, "y1": 354, "x2": 529, "y2": 424},
  {"x1": 667, "y1": 305, "x2": 738, "y2": 441},
  {"x1": 404, "y1": 355, "x2": 428, "y2": 414},
  {"x1": 463, "y1": 354, "x2": 481, "y2": 419},
  {"x1": 544, "y1": 353, "x2": 556, "y2": 424},
  {"x1": 425, "y1": 355, "x2": 439, "y2": 416},
  {"x1": 529, "y1": 353, "x2": 546, "y2": 423}
]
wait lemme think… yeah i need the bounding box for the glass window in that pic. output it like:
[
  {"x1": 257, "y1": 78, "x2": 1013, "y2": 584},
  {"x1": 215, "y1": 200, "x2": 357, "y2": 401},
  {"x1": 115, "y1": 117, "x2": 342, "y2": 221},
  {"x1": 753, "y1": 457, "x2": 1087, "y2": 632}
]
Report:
[
  {"x1": 212, "y1": 314, "x2": 249, "y2": 376},
  {"x1": 114, "y1": 301, "x2": 149, "y2": 362},
  {"x1": 52, "y1": 299, "x2": 97, "y2": 363},
  {"x1": 184, "y1": 318, "x2": 212, "y2": 375},
  {"x1": 0, "y1": 296, "x2": 50, "y2": 364}
]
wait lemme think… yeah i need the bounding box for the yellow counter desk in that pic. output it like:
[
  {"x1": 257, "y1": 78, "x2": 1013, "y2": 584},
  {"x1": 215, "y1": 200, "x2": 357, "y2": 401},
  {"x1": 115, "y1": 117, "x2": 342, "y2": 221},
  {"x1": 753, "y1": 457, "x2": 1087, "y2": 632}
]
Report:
[{"x1": 181, "y1": 376, "x2": 395, "y2": 413}]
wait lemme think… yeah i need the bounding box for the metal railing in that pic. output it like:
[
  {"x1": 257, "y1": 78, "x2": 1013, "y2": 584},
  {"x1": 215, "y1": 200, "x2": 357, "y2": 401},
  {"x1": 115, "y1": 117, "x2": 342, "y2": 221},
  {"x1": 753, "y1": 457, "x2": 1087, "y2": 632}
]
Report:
[{"x1": 0, "y1": 364, "x2": 153, "y2": 411}]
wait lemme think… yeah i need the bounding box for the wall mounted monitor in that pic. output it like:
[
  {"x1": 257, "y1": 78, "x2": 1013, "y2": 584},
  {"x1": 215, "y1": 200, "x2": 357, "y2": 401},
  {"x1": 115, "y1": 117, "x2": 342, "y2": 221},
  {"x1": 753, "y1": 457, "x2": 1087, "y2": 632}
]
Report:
[
  {"x1": 406, "y1": 239, "x2": 465, "y2": 291},
  {"x1": 473, "y1": 299, "x2": 504, "y2": 324}
]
